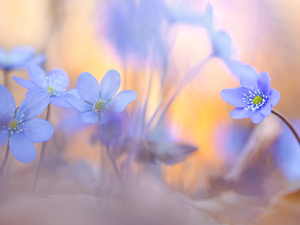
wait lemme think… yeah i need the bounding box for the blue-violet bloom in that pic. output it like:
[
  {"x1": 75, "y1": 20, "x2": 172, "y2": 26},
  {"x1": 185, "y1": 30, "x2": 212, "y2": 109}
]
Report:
[
  {"x1": 13, "y1": 65, "x2": 77, "y2": 108},
  {"x1": 221, "y1": 66, "x2": 280, "y2": 124},
  {"x1": 0, "y1": 85, "x2": 53, "y2": 163},
  {"x1": 0, "y1": 46, "x2": 45, "y2": 71},
  {"x1": 63, "y1": 70, "x2": 137, "y2": 124}
]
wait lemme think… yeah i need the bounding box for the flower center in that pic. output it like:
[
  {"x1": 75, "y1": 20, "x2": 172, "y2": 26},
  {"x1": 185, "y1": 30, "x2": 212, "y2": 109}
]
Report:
[
  {"x1": 252, "y1": 96, "x2": 262, "y2": 105},
  {"x1": 47, "y1": 86, "x2": 56, "y2": 96},
  {"x1": 243, "y1": 89, "x2": 269, "y2": 111},
  {"x1": 93, "y1": 99, "x2": 106, "y2": 115},
  {"x1": 9, "y1": 120, "x2": 18, "y2": 130}
]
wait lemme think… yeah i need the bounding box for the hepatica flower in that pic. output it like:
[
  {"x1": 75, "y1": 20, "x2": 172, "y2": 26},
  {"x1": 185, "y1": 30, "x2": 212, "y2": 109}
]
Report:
[
  {"x1": 64, "y1": 70, "x2": 137, "y2": 124},
  {"x1": 0, "y1": 85, "x2": 53, "y2": 163},
  {"x1": 0, "y1": 46, "x2": 45, "y2": 70},
  {"x1": 13, "y1": 65, "x2": 77, "y2": 108},
  {"x1": 221, "y1": 66, "x2": 280, "y2": 124}
]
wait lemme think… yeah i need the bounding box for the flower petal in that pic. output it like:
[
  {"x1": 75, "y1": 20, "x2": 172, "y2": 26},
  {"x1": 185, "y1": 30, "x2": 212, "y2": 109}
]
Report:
[
  {"x1": 258, "y1": 72, "x2": 271, "y2": 95},
  {"x1": 48, "y1": 69, "x2": 70, "y2": 90},
  {"x1": 22, "y1": 118, "x2": 54, "y2": 143},
  {"x1": 230, "y1": 108, "x2": 251, "y2": 119},
  {"x1": 15, "y1": 90, "x2": 50, "y2": 122},
  {"x1": 106, "y1": 90, "x2": 137, "y2": 112},
  {"x1": 100, "y1": 70, "x2": 121, "y2": 101},
  {"x1": 239, "y1": 65, "x2": 259, "y2": 90},
  {"x1": 9, "y1": 46, "x2": 35, "y2": 68},
  {"x1": 27, "y1": 65, "x2": 48, "y2": 88},
  {"x1": 77, "y1": 72, "x2": 100, "y2": 104},
  {"x1": 24, "y1": 54, "x2": 46, "y2": 68},
  {"x1": 12, "y1": 76, "x2": 41, "y2": 92},
  {"x1": 268, "y1": 89, "x2": 281, "y2": 107},
  {"x1": 78, "y1": 111, "x2": 99, "y2": 124},
  {"x1": 0, "y1": 128, "x2": 9, "y2": 146},
  {"x1": 220, "y1": 87, "x2": 248, "y2": 107},
  {"x1": 204, "y1": 3, "x2": 213, "y2": 32},
  {"x1": 9, "y1": 133, "x2": 37, "y2": 163},
  {"x1": 260, "y1": 103, "x2": 272, "y2": 116},
  {"x1": 0, "y1": 85, "x2": 15, "y2": 126},
  {"x1": 250, "y1": 111, "x2": 265, "y2": 124},
  {"x1": 63, "y1": 94, "x2": 93, "y2": 112},
  {"x1": 50, "y1": 95, "x2": 72, "y2": 108}
]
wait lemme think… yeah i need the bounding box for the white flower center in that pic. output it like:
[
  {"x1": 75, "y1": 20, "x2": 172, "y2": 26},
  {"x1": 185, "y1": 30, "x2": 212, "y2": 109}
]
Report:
[{"x1": 243, "y1": 88, "x2": 269, "y2": 111}]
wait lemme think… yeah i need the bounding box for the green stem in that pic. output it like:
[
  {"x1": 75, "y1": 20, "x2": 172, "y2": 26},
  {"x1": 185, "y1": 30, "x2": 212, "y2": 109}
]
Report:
[
  {"x1": 271, "y1": 109, "x2": 300, "y2": 145},
  {"x1": 32, "y1": 104, "x2": 51, "y2": 195}
]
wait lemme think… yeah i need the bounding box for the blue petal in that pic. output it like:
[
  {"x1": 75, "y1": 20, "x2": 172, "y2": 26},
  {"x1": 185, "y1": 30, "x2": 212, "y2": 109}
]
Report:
[
  {"x1": 50, "y1": 95, "x2": 73, "y2": 108},
  {"x1": 239, "y1": 65, "x2": 259, "y2": 90},
  {"x1": 230, "y1": 108, "x2": 251, "y2": 119},
  {"x1": 9, "y1": 46, "x2": 35, "y2": 68},
  {"x1": 224, "y1": 59, "x2": 247, "y2": 77},
  {"x1": 48, "y1": 69, "x2": 70, "y2": 90},
  {"x1": 77, "y1": 72, "x2": 99, "y2": 104},
  {"x1": 65, "y1": 88, "x2": 80, "y2": 98},
  {"x1": 250, "y1": 111, "x2": 265, "y2": 124},
  {"x1": 106, "y1": 90, "x2": 137, "y2": 112},
  {"x1": 258, "y1": 72, "x2": 271, "y2": 95},
  {"x1": 9, "y1": 133, "x2": 37, "y2": 163},
  {"x1": 0, "y1": 128, "x2": 9, "y2": 146},
  {"x1": 221, "y1": 87, "x2": 248, "y2": 107},
  {"x1": 78, "y1": 111, "x2": 99, "y2": 124},
  {"x1": 0, "y1": 85, "x2": 15, "y2": 126},
  {"x1": 22, "y1": 118, "x2": 54, "y2": 143},
  {"x1": 63, "y1": 94, "x2": 93, "y2": 112},
  {"x1": 260, "y1": 103, "x2": 272, "y2": 116},
  {"x1": 13, "y1": 76, "x2": 41, "y2": 91},
  {"x1": 27, "y1": 65, "x2": 48, "y2": 88},
  {"x1": 204, "y1": 4, "x2": 213, "y2": 32},
  {"x1": 100, "y1": 70, "x2": 121, "y2": 101},
  {"x1": 268, "y1": 89, "x2": 280, "y2": 107},
  {"x1": 24, "y1": 54, "x2": 46, "y2": 67},
  {"x1": 15, "y1": 90, "x2": 50, "y2": 122},
  {"x1": 211, "y1": 30, "x2": 232, "y2": 60}
]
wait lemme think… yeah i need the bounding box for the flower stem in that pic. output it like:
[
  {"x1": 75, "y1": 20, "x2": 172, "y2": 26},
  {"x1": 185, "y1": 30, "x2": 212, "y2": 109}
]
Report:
[
  {"x1": 105, "y1": 144, "x2": 119, "y2": 176},
  {"x1": 0, "y1": 141, "x2": 10, "y2": 180},
  {"x1": 143, "y1": 55, "x2": 212, "y2": 136},
  {"x1": 271, "y1": 109, "x2": 300, "y2": 145},
  {"x1": 3, "y1": 70, "x2": 8, "y2": 89},
  {"x1": 32, "y1": 104, "x2": 51, "y2": 195}
]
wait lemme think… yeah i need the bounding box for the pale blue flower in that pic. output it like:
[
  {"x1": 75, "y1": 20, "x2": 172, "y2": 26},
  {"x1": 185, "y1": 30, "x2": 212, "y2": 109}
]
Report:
[
  {"x1": 221, "y1": 66, "x2": 280, "y2": 124},
  {"x1": 63, "y1": 70, "x2": 137, "y2": 124},
  {"x1": 13, "y1": 65, "x2": 77, "y2": 108},
  {"x1": 0, "y1": 85, "x2": 53, "y2": 163},
  {"x1": 0, "y1": 46, "x2": 45, "y2": 70}
]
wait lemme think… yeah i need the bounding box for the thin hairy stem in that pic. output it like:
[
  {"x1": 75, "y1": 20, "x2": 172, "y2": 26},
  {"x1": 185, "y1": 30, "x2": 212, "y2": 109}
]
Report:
[
  {"x1": 32, "y1": 104, "x2": 51, "y2": 195},
  {"x1": 272, "y1": 109, "x2": 300, "y2": 145},
  {"x1": 143, "y1": 55, "x2": 212, "y2": 136},
  {"x1": 0, "y1": 141, "x2": 10, "y2": 180}
]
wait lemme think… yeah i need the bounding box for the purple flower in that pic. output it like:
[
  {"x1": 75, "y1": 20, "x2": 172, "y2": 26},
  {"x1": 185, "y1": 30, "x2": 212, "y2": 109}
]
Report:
[
  {"x1": 0, "y1": 85, "x2": 53, "y2": 163},
  {"x1": 0, "y1": 46, "x2": 45, "y2": 70},
  {"x1": 13, "y1": 65, "x2": 77, "y2": 108},
  {"x1": 221, "y1": 66, "x2": 280, "y2": 124},
  {"x1": 63, "y1": 70, "x2": 137, "y2": 124}
]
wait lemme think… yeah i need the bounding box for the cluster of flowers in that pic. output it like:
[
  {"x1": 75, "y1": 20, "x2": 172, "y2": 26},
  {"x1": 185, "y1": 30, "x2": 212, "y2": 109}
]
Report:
[{"x1": 0, "y1": 1, "x2": 297, "y2": 185}]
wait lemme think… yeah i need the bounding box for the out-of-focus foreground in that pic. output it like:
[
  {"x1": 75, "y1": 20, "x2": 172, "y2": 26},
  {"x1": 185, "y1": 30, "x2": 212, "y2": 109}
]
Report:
[{"x1": 0, "y1": 0, "x2": 300, "y2": 224}]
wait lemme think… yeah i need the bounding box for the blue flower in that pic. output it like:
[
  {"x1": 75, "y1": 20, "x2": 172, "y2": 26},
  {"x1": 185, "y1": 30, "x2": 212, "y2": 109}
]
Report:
[
  {"x1": 13, "y1": 65, "x2": 77, "y2": 108},
  {"x1": 0, "y1": 85, "x2": 53, "y2": 163},
  {"x1": 221, "y1": 66, "x2": 281, "y2": 124},
  {"x1": 63, "y1": 70, "x2": 137, "y2": 124},
  {"x1": 273, "y1": 121, "x2": 300, "y2": 181},
  {"x1": 0, "y1": 46, "x2": 45, "y2": 70}
]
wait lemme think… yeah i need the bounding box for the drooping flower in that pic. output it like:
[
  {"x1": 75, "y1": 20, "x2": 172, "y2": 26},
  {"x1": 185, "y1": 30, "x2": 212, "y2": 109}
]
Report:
[
  {"x1": 0, "y1": 85, "x2": 53, "y2": 163},
  {"x1": 221, "y1": 66, "x2": 280, "y2": 124},
  {"x1": 0, "y1": 46, "x2": 45, "y2": 71},
  {"x1": 63, "y1": 70, "x2": 137, "y2": 124},
  {"x1": 13, "y1": 65, "x2": 77, "y2": 108}
]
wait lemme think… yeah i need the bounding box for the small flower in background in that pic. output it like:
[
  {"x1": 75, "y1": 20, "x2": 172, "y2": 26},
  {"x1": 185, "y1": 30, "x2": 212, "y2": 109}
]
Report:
[
  {"x1": 273, "y1": 121, "x2": 300, "y2": 181},
  {"x1": 13, "y1": 65, "x2": 77, "y2": 108},
  {"x1": 64, "y1": 70, "x2": 137, "y2": 124},
  {"x1": 221, "y1": 66, "x2": 280, "y2": 124},
  {"x1": 0, "y1": 46, "x2": 45, "y2": 71},
  {"x1": 0, "y1": 85, "x2": 53, "y2": 163}
]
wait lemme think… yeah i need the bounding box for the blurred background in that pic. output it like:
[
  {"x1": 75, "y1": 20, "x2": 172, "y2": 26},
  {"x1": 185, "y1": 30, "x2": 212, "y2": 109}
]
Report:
[{"x1": 1, "y1": 0, "x2": 300, "y2": 224}]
